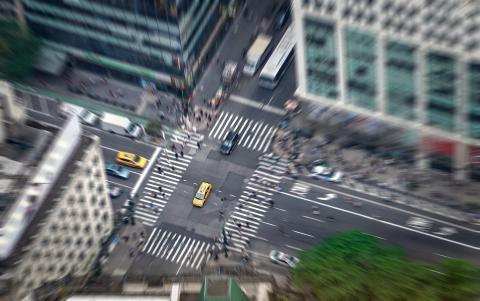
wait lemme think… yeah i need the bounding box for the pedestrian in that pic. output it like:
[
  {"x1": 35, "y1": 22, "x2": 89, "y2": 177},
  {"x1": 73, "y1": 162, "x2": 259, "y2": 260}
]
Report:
[
  {"x1": 197, "y1": 141, "x2": 201, "y2": 149},
  {"x1": 152, "y1": 192, "x2": 157, "y2": 198},
  {"x1": 162, "y1": 192, "x2": 166, "y2": 198},
  {"x1": 157, "y1": 167, "x2": 163, "y2": 174},
  {"x1": 175, "y1": 152, "x2": 179, "y2": 160},
  {"x1": 171, "y1": 144, "x2": 176, "y2": 151},
  {"x1": 171, "y1": 165, "x2": 175, "y2": 172},
  {"x1": 269, "y1": 199, "x2": 274, "y2": 207},
  {"x1": 180, "y1": 150, "x2": 184, "y2": 158},
  {"x1": 238, "y1": 203, "x2": 243, "y2": 209},
  {"x1": 246, "y1": 221, "x2": 250, "y2": 228},
  {"x1": 158, "y1": 186, "x2": 162, "y2": 192}
]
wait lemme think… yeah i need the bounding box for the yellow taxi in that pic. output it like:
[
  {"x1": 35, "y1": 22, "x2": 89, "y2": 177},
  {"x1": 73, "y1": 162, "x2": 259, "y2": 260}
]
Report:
[
  {"x1": 193, "y1": 182, "x2": 212, "y2": 207},
  {"x1": 115, "y1": 151, "x2": 147, "y2": 169}
]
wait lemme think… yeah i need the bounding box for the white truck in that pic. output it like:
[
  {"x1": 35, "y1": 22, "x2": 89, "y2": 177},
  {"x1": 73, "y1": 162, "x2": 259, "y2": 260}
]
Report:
[
  {"x1": 243, "y1": 34, "x2": 272, "y2": 76},
  {"x1": 100, "y1": 112, "x2": 144, "y2": 139},
  {"x1": 59, "y1": 103, "x2": 99, "y2": 126}
]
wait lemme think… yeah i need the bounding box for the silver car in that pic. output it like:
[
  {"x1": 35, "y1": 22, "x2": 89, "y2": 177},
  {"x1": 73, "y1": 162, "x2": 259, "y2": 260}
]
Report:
[{"x1": 269, "y1": 250, "x2": 299, "y2": 268}]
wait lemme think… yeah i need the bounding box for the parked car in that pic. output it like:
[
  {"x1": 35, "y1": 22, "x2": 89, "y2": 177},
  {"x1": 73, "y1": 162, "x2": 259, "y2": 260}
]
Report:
[
  {"x1": 105, "y1": 164, "x2": 130, "y2": 179},
  {"x1": 269, "y1": 250, "x2": 299, "y2": 268},
  {"x1": 220, "y1": 131, "x2": 240, "y2": 155},
  {"x1": 309, "y1": 165, "x2": 343, "y2": 183},
  {"x1": 108, "y1": 185, "x2": 123, "y2": 199}
]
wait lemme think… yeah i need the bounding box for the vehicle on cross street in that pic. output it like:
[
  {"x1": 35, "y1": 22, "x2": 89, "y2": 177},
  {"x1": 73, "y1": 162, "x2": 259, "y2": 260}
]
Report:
[
  {"x1": 193, "y1": 182, "x2": 212, "y2": 207},
  {"x1": 309, "y1": 165, "x2": 343, "y2": 183},
  {"x1": 269, "y1": 250, "x2": 299, "y2": 268},
  {"x1": 220, "y1": 131, "x2": 240, "y2": 155}
]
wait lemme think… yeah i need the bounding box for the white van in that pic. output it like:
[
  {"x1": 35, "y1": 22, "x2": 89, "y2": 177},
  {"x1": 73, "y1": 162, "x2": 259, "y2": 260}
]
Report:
[
  {"x1": 59, "y1": 103, "x2": 98, "y2": 125},
  {"x1": 100, "y1": 112, "x2": 144, "y2": 139}
]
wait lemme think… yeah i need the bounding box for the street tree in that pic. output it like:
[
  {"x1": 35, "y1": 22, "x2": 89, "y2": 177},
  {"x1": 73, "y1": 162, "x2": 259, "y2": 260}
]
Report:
[
  {"x1": 434, "y1": 258, "x2": 480, "y2": 301},
  {"x1": 145, "y1": 120, "x2": 163, "y2": 138},
  {"x1": 291, "y1": 231, "x2": 441, "y2": 301},
  {"x1": 0, "y1": 20, "x2": 41, "y2": 80}
]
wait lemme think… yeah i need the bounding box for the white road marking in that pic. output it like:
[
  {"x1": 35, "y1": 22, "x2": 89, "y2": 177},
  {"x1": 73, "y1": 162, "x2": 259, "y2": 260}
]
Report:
[
  {"x1": 292, "y1": 230, "x2": 315, "y2": 238},
  {"x1": 302, "y1": 215, "x2": 324, "y2": 223},
  {"x1": 106, "y1": 180, "x2": 133, "y2": 190},
  {"x1": 289, "y1": 178, "x2": 480, "y2": 234},
  {"x1": 277, "y1": 190, "x2": 480, "y2": 250},
  {"x1": 130, "y1": 146, "x2": 160, "y2": 198},
  {"x1": 285, "y1": 244, "x2": 303, "y2": 252},
  {"x1": 209, "y1": 111, "x2": 226, "y2": 137}
]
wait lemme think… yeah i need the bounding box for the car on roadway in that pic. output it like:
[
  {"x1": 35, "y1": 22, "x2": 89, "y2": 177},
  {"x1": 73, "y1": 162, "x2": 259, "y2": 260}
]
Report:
[
  {"x1": 193, "y1": 182, "x2": 212, "y2": 207},
  {"x1": 115, "y1": 151, "x2": 147, "y2": 169},
  {"x1": 406, "y1": 217, "x2": 432, "y2": 230},
  {"x1": 309, "y1": 165, "x2": 343, "y2": 183},
  {"x1": 269, "y1": 250, "x2": 299, "y2": 268},
  {"x1": 59, "y1": 102, "x2": 99, "y2": 125},
  {"x1": 108, "y1": 184, "x2": 123, "y2": 199},
  {"x1": 274, "y1": 2, "x2": 291, "y2": 30},
  {"x1": 105, "y1": 164, "x2": 130, "y2": 180},
  {"x1": 220, "y1": 131, "x2": 240, "y2": 155}
]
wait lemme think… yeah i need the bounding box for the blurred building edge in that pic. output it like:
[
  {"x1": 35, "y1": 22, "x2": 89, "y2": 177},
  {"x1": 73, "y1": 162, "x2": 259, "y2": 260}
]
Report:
[
  {"x1": 21, "y1": 0, "x2": 237, "y2": 97},
  {"x1": 0, "y1": 0, "x2": 25, "y2": 24},
  {"x1": 33, "y1": 273, "x2": 276, "y2": 301},
  {"x1": 0, "y1": 81, "x2": 114, "y2": 300},
  {"x1": 293, "y1": 0, "x2": 480, "y2": 181}
]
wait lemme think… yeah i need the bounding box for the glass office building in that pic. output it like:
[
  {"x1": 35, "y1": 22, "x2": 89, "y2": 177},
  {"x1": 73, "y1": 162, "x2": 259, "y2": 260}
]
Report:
[
  {"x1": 22, "y1": 0, "x2": 224, "y2": 94},
  {"x1": 294, "y1": 0, "x2": 480, "y2": 179}
]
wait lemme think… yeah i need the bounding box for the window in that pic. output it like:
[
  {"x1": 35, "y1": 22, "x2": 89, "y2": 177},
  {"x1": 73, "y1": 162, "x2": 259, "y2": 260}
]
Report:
[
  {"x1": 96, "y1": 223, "x2": 103, "y2": 233},
  {"x1": 84, "y1": 225, "x2": 91, "y2": 234},
  {"x1": 81, "y1": 209, "x2": 89, "y2": 219},
  {"x1": 79, "y1": 196, "x2": 86, "y2": 204},
  {"x1": 70, "y1": 209, "x2": 78, "y2": 218},
  {"x1": 73, "y1": 224, "x2": 80, "y2": 233},
  {"x1": 76, "y1": 238, "x2": 83, "y2": 246},
  {"x1": 76, "y1": 182, "x2": 83, "y2": 192},
  {"x1": 86, "y1": 238, "x2": 94, "y2": 247},
  {"x1": 78, "y1": 252, "x2": 86, "y2": 261},
  {"x1": 89, "y1": 180, "x2": 95, "y2": 189},
  {"x1": 93, "y1": 156, "x2": 99, "y2": 164},
  {"x1": 90, "y1": 196, "x2": 97, "y2": 205},
  {"x1": 59, "y1": 209, "x2": 67, "y2": 219},
  {"x1": 68, "y1": 196, "x2": 75, "y2": 204},
  {"x1": 64, "y1": 237, "x2": 72, "y2": 246},
  {"x1": 99, "y1": 198, "x2": 106, "y2": 208},
  {"x1": 85, "y1": 167, "x2": 92, "y2": 176},
  {"x1": 50, "y1": 223, "x2": 59, "y2": 232}
]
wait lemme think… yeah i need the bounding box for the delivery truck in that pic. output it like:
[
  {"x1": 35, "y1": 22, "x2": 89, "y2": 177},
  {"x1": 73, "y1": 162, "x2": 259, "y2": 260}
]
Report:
[{"x1": 100, "y1": 112, "x2": 144, "y2": 139}]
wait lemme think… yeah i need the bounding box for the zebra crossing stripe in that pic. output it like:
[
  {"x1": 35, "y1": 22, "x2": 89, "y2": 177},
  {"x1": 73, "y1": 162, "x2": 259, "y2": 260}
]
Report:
[
  {"x1": 209, "y1": 111, "x2": 226, "y2": 137},
  {"x1": 175, "y1": 238, "x2": 192, "y2": 263},
  {"x1": 156, "y1": 232, "x2": 173, "y2": 257},
  {"x1": 243, "y1": 122, "x2": 260, "y2": 148},
  {"x1": 237, "y1": 118, "x2": 249, "y2": 137},
  {"x1": 253, "y1": 123, "x2": 268, "y2": 150},
  {"x1": 146, "y1": 228, "x2": 160, "y2": 253},
  {"x1": 220, "y1": 115, "x2": 239, "y2": 140},
  {"x1": 214, "y1": 112, "x2": 233, "y2": 139},
  {"x1": 152, "y1": 231, "x2": 168, "y2": 255},
  {"x1": 190, "y1": 242, "x2": 206, "y2": 268},
  {"x1": 238, "y1": 120, "x2": 254, "y2": 145},
  {"x1": 232, "y1": 116, "x2": 244, "y2": 132},
  {"x1": 170, "y1": 236, "x2": 187, "y2": 261}
]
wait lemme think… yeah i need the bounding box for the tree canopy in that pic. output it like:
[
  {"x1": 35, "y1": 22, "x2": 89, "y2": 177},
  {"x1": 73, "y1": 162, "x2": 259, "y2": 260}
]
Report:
[
  {"x1": 0, "y1": 20, "x2": 41, "y2": 80},
  {"x1": 292, "y1": 230, "x2": 480, "y2": 301}
]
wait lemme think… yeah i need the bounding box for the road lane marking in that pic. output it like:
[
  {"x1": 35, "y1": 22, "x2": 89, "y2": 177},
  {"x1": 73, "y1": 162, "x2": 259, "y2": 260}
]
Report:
[
  {"x1": 277, "y1": 190, "x2": 480, "y2": 251},
  {"x1": 275, "y1": 207, "x2": 287, "y2": 212},
  {"x1": 287, "y1": 178, "x2": 480, "y2": 234},
  {"x1": 131, "y1": 146, "x2": 161, "y2": 198},
  {"x1": 261, "y1": 221, "x2": 278, "y2": 227},
  {"x1": 434, "y1": 253, "x2": 454, "y2": 259},
  {"x1": 302, "y1": 215, "x2": 324, "y2": 223},
  {"x1": 292, "y1": 230, "x2": 315, "y2": 238},
  {"x1": 285, "y1": 244, "x2": 303, "y2": 251},
  {"x1": 106, "y1": 180, "x2": 133, "y2": 190},
  {"x1": 364, "y1": 233, "x2": 386, "y2": 240}
]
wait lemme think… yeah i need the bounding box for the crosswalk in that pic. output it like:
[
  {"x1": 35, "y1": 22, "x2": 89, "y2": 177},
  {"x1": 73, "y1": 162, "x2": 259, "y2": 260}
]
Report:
[
  {"x1": 209, "y1": 111, "x2": 277, "y2": 152},
  {"x1": 134, "y1": 130, "x2": 203, "y2": 226},
  {"x1": 141, "y1": 227, "x2": 213, "y2": 270},
  {"x1": 223, "y1": 153, "x2": 289, "y2": 252}
]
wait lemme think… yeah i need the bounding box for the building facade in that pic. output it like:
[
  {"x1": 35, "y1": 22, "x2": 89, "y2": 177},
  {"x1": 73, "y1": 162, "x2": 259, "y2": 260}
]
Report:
[
  {"x1": 0, "y1": 0, "x2": 24, "y2": 22},
  {"x1": 0, "y1": 87, "x2": 113, "y2": 300},
  {"x1": 22, "y1": 0, "x2": 228, "y2": 94},
  {"x1": 293, "y1": 0, "x2": 480, "y2": 180}
]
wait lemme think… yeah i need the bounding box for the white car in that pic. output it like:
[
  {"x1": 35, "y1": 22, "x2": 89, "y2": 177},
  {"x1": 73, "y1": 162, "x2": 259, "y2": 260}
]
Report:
[
  {"x1": 406, "y1": 217, "x2": 432, "y2": 230},
  {"x1": 59, "y1": 103, "x2": 98, "y2": 125},
  {"x1": 309, "y1": 166, "x2": 343, "y2": 183},
  {"x1": 269, "y1": 250, "x2": 300, "y2": 268}
]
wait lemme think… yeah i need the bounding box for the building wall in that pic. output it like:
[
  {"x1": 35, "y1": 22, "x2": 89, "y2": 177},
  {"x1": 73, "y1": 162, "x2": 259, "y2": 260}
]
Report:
[
  {"x1": 0, "y1": 0, "x2": 23, "y2": 22},
  {"x1": 11, "y1": 136, "x2": 113, "y2": 299},
  {"x1": 294, "y1": 0, "x2": 480, "y2": 178},
  {"x1": 22, "y1": 0, "x2": 221, "y2": 92}
]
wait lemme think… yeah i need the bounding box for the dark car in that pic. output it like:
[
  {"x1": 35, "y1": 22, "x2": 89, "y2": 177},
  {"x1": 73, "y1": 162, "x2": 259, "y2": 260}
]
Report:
[
  {"x1": 274, "y1": 2, "x2": 291, "y2": 30},
  {"x1": 220, "y1": 131, "x2": 240, "y2": 155}
]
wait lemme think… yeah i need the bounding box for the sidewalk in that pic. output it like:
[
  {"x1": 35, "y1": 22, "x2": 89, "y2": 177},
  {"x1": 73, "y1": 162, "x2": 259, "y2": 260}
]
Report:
[
  {"x1": 102, "y1": 222, "x2": 148, "y2": 277},
  {"x1": 271, "y1": 108, "x2": 480, "y2": 224}
]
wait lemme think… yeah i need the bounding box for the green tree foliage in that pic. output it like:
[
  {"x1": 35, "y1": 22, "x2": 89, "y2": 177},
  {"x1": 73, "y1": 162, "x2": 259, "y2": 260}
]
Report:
[
  {"x1": 0, "y1": 20, "x2": 41, "y2": 80},
  {"x1": 145, "y1": 120, "x2": 163, "y2": 138},
  {"x1": 292, "y1": 230, "x2": 480, "y2": 301}
]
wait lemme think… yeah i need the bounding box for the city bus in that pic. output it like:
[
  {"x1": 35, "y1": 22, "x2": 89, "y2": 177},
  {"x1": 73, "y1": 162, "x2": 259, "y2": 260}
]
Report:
[
  {"x1": 243, "y1": 34, "x2": 272, "y2": 76},
  {"x1": 258, "y1": 25, "x2": 295, "y2": 89}
]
